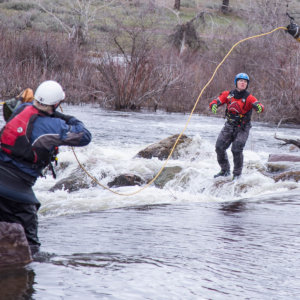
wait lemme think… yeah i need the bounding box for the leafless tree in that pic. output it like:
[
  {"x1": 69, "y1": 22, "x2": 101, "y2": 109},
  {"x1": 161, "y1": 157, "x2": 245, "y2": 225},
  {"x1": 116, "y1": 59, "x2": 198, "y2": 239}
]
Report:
[
  {"x1": 34, "y1": 0, "x2": 116, "y2": 45},
  {"x1": 243, "y1": 0, "x2": 300, "y2": 123},
  {"x1": 94, "y1": 12, "x2": 182, "y2": 110}
]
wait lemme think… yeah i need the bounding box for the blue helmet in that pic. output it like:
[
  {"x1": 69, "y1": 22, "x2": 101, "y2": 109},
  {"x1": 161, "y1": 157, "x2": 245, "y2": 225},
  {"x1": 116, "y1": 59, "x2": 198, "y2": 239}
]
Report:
[{"x1": 234, "y1": 73, "x2": 249, "y2": 86}]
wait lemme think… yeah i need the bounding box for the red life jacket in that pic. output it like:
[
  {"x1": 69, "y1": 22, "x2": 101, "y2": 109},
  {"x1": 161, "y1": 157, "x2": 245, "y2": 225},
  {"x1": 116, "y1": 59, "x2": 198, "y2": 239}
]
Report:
[
  {"x1": 0, "y1": 105, "x2": 50, "y2": 167},
  {"x1": 225, "y1": 91, "x2": 252, "y2": 127}
]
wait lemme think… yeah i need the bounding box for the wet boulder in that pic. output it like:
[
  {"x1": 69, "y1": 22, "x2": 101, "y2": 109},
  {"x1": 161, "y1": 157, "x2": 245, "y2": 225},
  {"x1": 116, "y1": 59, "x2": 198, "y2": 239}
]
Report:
[
  {"x1": 136, "y1": 134, "x2": 192, "y2": 160},
  {"x1": 266, "y1": 162, "x2": 292, "y2": 173},
  {"x1": 108, "y1": 174, "x2": 145, "y2": 188},
  {"x1": 264, "y1": 154, "x2": 300, "y2": 182},
  {"x1": 49, "y1": 173, "x2": 91, "y2": 192},
  {"x1": 0, "y1": 222, "x2": 32, "y2": 268},
  {"x1": 268, "y1": 154, "x2": 300, "y2": 162},
  {"x1": 154, "y1": 166, "x2": 182, "y2": 189},
  {"x1": 273, "y1": 171, "x2": 300, "y2": 182}
]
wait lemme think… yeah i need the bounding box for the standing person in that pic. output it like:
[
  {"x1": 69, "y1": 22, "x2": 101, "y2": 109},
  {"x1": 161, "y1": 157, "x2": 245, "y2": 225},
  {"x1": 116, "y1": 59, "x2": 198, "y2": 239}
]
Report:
[
  {"x1": 209, "y1": 73, "x2": 264, "y2": 180},
  {"x1": 0, "y1": 80, "x2": 92, "y2": 255},
  {"x1": 2, "y1": 88, "x2": 34, "y2": 122}
]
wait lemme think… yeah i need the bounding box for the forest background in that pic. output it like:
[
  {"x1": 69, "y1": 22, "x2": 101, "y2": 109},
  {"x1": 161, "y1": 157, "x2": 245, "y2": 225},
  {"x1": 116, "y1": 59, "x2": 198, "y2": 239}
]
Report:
[{"x1": 0, "y1": 0, "x2": 299, "y2": 124}]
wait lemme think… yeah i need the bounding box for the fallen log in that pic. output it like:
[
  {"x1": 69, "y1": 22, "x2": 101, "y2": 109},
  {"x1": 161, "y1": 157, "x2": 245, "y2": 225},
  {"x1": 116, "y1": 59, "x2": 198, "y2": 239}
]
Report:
[{"x1": 274, "y1": 134, "x2": 300, "y2": 149}]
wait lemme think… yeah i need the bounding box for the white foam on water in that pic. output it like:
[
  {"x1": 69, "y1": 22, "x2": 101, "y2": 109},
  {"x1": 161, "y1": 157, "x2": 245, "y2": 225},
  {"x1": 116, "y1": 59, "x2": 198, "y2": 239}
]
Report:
[{"x1": 35, "y1": 129, "x2": 300, "y2": 218}]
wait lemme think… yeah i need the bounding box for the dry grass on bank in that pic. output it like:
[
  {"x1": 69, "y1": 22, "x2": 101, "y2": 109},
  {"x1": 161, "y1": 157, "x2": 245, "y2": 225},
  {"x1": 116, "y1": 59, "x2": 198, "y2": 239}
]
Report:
[{"x1": 0, "y1": 0, "x2": 299, "y2": 124}]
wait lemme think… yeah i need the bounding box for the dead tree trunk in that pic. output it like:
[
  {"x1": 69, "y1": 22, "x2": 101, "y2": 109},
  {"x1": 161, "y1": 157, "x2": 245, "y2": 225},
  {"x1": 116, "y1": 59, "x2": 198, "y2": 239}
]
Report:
[
  {"x1": 221, "y1": 0, "x2": 229, "y2": 13},
  {"x1": 174, "y1": 0, "x2": 180, "y2": 10},
  {"x1": 169, "y1": 12, "x2": 206, "y2": 55}
]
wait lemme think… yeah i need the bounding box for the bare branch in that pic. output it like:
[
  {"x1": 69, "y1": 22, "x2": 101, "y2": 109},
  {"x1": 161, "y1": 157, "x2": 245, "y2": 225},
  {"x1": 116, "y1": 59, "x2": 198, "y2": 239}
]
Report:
[{"x1": 274, "y1": 134, "x2": 300, "y2": 148}]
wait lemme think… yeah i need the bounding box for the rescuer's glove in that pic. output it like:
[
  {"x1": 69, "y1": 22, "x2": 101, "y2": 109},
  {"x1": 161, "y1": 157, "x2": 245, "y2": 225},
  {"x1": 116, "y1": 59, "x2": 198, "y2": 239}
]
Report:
[
  {"x1": 287, "y1": 23, "x2": 300, "y2": 39},
  {"x1": 211, "y1": 104, "x2": 217, "y2": 114},
  {"x1": 256, "y1": 104, "x2": 263, "y2": 113},
  {"x1": 253, "y1": 102, "x2": 263, "y2": 113}
]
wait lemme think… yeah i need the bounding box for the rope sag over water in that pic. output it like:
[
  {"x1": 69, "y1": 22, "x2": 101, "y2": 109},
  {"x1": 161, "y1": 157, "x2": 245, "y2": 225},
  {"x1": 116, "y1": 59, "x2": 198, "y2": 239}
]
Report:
[{"x1": 72, "y1": 27, "x2": 287, "y2": 196}]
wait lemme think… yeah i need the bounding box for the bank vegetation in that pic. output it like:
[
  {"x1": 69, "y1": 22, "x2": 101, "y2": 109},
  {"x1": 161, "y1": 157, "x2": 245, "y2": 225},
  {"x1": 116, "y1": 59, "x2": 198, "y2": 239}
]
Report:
[{"x1": 0, "y1": 0, "x2": 299, "y2": 124}]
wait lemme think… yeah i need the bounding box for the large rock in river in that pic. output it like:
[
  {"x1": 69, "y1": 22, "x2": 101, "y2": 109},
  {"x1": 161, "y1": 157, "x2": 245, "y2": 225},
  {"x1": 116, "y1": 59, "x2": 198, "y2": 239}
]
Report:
[
  {"x1": 0, "y1": 222, "x2": 32, "y2": 268},
  {"x1": 264, "y1": 153, "x2": 300, "y2": 182},
  {"x1": 108, "y1": 174, "x2": 145, "y2": 188},
  {"x1": 153, "y1": 166, "x2": 182, "y2": 189},
  {"x1": 49, "y1": 167, "x2": 100, "y2": 192},
  {"x1": 49, "y1": 173, "x2": 90, "y2": 192},
  {"x1": 136, "y1": 134, "x2": 192, "y2": 160}
]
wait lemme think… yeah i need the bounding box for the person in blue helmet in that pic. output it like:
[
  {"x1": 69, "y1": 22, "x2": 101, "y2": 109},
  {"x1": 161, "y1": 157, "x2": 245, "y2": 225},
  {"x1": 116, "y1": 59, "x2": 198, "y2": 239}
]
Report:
[
  {"x1": 209, "y1": 73, "x2": 264, "y2": 180},
  {"x1": 0, "y1": 80, "x2": 92, "y2": 255}
]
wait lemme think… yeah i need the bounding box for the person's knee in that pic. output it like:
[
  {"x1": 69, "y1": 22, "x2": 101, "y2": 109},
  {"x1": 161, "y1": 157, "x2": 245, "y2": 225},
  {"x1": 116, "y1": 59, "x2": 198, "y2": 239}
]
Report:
[
  {"x1": 216, "y1": 140, "x2": 227, "y2": 153},
  {"x1": 232, "y1": 142, "x2": 244, "y2": 153},
  {"x1": 216, "y1": 145, "x2": 226, "y2": 155}
]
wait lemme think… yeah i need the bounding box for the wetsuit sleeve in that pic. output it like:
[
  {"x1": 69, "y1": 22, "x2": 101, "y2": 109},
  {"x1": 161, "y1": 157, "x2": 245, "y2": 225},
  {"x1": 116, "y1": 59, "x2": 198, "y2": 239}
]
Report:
[
  {"x1": 209, "y1": 91, "x2": 230, "y2": 108},
  {"x1": 248, "y1": 95, "x2": 264, "y2": 113},
  {"x1": 61, "y1": 117, "x2": 92, "y2": 146},
  {"x1": 31, "y1": 116, "x2": 92, "y2": 151}
]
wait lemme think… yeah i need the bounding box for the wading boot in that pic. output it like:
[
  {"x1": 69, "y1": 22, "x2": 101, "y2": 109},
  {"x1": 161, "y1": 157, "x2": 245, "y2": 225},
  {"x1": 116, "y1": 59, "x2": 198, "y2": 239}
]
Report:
[
  {"x1": 232, "y1": 175, "x2": 241, "y2": 181},
  {"x1": 214, "y1": 170, "x2": 230, "y2": 178}
]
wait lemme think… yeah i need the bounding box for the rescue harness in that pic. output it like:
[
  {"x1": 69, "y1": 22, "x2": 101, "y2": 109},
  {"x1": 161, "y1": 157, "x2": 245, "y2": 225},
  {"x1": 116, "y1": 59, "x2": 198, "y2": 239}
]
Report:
[{"x1": 225, "y1": 90, "x2": 252, "y2": 128}]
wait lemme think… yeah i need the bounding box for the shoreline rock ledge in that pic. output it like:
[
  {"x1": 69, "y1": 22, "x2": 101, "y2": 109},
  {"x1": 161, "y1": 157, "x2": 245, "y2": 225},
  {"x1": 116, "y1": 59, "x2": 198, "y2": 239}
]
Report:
[{"x1": 0, "y1": 222, "x2": 32, "y2": 268}]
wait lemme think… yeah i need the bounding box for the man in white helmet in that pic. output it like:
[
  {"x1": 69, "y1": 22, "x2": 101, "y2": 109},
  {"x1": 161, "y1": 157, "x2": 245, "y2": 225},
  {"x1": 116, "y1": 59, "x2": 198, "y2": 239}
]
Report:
[{"x1": 0, "y1": 80, "x2": 92, "y2": 255}]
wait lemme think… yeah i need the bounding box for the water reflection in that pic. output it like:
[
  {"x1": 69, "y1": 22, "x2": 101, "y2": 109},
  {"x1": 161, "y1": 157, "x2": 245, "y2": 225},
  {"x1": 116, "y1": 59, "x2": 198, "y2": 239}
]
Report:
[
  {"x1": 50, "y1": 252, "x2": 164, "y2": 270},
  {"x1": 219, "y1": 200, "x2": 247, "y2": 215},
  {"x1": 0, "y1": 267, "x2": 35, "y2": 299},
  {"x1": 124, "y1": 203, "x2": 170, "y2": 211}
]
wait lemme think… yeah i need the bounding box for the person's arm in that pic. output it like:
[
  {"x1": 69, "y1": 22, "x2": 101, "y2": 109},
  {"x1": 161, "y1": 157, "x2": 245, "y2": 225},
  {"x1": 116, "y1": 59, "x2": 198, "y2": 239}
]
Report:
[
  {"x1": 249, "y1": 95, "x2": 264, "y2": 113},
  {"x1": 209, "y1": 91, "x2": 229, "y2": 113},
  {"x1": 52, "y1": 112, "x2": 92, "y2": 146}
]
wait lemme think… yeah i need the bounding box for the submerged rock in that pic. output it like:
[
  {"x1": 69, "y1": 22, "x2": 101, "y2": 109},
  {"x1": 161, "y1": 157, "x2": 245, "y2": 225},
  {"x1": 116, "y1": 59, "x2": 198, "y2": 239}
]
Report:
[
  {"x1": 136, "y1": 134, "x2": 192, "y2": 160},
  {"x1": 154, "y1": 166, "x2": 182, "y2": 188},
  {"x1": 49, "y1": 174, "x2": 90, "y2": 192},
  {"x1": 0, "y1": 222, "x2": 32, "y2": 268},
  {"x1": 108, "y1": 174, "x2": 145, "y2": 188},
  {"x1": 273, "y1": 171, "x2": 300, "y2": 182},
  {"x1": 266, "y1": 162, "x2": 292, "y2": 173}
]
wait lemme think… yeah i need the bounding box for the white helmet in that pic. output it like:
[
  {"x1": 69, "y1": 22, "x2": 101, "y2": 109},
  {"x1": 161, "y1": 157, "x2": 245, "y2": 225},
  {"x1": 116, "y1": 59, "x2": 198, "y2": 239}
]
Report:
[{"x1": 34, "y1": 80, "x2": 65, "y2": 105}]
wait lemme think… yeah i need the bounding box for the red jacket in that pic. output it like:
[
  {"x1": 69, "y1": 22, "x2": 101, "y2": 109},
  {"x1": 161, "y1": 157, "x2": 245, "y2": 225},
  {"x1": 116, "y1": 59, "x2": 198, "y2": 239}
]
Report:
[{"x1": 209, "y1": 90, "x2": 264, "y2": 115}]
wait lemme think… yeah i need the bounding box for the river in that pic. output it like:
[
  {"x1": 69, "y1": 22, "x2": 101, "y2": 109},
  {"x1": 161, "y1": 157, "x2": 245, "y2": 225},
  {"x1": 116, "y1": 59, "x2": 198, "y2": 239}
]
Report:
[{"x1": 1, "y1": 105, "x2": 300, "y2": 300}]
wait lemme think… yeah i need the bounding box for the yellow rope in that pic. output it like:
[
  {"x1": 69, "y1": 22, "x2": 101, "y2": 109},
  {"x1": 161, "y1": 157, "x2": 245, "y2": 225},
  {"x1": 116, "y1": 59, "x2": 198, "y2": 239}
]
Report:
[{"x1": 70, "y1": 27, "x2": 287, "y2": 196}]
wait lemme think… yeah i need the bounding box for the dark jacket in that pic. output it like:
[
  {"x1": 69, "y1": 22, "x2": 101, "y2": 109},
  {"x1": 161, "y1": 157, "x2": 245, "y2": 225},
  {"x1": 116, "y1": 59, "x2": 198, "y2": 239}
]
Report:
[{"x1": 0, "y1": 103, "x2": 92, "y2": 204}]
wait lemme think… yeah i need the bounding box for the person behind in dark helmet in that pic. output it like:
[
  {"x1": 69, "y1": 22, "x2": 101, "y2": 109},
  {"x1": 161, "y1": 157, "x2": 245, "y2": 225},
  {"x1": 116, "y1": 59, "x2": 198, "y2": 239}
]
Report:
[
  {"x1": 209, "y1": 73, "x2": 264, "y2": 180},
  {"x1": 2, "y1": 88, "x2": 34, "y2": 122},
  {"x1": 0, "y1": 80, "x2": 92, "y2": 255}
]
